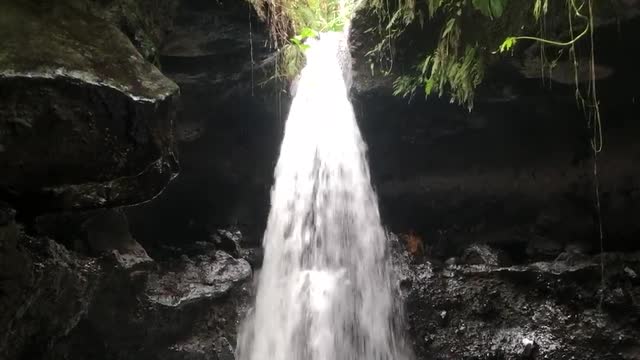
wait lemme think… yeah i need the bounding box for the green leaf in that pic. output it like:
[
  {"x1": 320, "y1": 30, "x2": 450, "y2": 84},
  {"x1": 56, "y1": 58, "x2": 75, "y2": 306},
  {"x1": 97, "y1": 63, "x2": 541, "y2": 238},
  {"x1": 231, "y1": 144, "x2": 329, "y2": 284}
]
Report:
[
  {"x1": 442, "y1": 18, "x2": 456, "y2": 39},
  {"x1": 533, "y1": 0, "x2": 548, "y2": 19},
  {"x1": 472, "y1": 0, "x2": 508, "y2": 18},
  {"x1": 497, "y1": 36, "x2": 517, "y2": 53},
  {"x1": 298, "y1": 27, "x2": 317, "y2": 39},
  {"x1": 420, "y1": 55, "x2": 432, "y2": 75},
  {"x1": 489, "y1": 0, "x2": 506, "y2": 17},
  {"x1": 425, "y1": 78, "x2": 435, "y2": 94}
]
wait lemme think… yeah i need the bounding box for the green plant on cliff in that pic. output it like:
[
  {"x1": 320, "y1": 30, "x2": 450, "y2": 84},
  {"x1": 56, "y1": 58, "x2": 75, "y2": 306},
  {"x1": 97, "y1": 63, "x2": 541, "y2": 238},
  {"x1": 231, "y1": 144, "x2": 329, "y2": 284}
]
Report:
[
  {"x1": 364, "y1": 0, "x2": 609, "y2": 113},
  {"x1": 248, "y1": 0, "x2": 355, "y2": 81},
  {"x1": 365, "y1": 0, "x2": 516, "y2": 109},
  {"x1": 494, "y1": 0, "x2": 602, "y2": 151}
]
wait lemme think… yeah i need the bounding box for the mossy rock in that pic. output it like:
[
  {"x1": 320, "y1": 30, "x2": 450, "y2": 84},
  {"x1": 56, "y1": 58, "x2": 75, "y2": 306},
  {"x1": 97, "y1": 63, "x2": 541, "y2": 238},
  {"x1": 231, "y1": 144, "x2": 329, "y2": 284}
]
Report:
[
  {"x1": 0, "y1": 0, "x2": 178, "y2": 100},
  {"x1": 0, "y1": 0, "x2": 180, "y2": 213}
]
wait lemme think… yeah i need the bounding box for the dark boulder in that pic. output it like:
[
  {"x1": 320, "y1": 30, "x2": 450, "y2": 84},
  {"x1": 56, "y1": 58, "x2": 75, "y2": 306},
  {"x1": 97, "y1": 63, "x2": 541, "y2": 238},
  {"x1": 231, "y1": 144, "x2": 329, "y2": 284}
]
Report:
[
  {"x1": 82, "y1": 209, "x2": 154, "y2": 269},
  {"x1": 0, "y1": 0, "x2": 180, "y2": 213},
  {"x1": 0, "y1": 228, "x2": 101, "y2": 360},
  {"x1": 145, "y1": 250, "x2": 251, "y2": 307},
  {"x1": 391, "y1": 235, "x2": 640, "y2": 360},
  {"x1": 210, "y1": 229, "x2": 243, "y2": 258},
  {"x1": 53, "y1": 248, "x2": 252, "y2": 360}
]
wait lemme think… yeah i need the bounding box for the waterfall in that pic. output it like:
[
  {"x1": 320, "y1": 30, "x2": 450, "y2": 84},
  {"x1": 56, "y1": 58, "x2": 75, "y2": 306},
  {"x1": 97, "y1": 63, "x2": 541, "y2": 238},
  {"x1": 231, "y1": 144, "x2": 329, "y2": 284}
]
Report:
[{"x1": 236, "y1": 31, "x2": 410, "y2": 360}]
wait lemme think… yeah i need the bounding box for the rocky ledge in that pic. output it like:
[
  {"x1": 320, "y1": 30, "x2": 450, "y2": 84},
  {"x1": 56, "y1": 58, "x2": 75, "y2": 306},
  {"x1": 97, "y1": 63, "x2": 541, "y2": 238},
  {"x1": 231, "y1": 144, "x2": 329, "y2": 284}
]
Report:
[
  {"x1": 146, "y1": 250, "x2": 251, "y2": 308},
  {"x1": 1, "y1": 204, "x2": 253, "y2": 360},
  {"x1": 0, "y1": 0, "x2": 180, "y2": 213},
  {"x1": 391, "y1": 235, "x2": 640, "y2": 360}
]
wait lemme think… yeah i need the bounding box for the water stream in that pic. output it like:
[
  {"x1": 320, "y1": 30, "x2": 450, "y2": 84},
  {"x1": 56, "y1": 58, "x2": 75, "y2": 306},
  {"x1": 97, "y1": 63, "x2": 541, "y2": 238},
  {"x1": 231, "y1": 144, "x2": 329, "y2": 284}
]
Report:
[{"x1": 236, "y1": 31, "x2": 410, "y2": 360}]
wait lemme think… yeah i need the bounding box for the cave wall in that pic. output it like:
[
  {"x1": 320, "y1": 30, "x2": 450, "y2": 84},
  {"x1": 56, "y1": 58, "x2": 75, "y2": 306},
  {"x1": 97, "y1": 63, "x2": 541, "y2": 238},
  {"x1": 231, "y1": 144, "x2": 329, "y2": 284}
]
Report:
[{"x1": 0, "y1": 0, "x2": 180, "y2": 213}]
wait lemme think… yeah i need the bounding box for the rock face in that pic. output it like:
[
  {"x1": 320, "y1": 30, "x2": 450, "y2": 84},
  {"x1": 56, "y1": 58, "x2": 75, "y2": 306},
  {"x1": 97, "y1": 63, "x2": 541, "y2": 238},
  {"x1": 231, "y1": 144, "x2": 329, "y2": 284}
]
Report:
[
  {"x1": 349, "y1": 14, "x2": 640, "y2": 260},
  {"x1": 51, "y1": 237, "x2": 252, "y2": 360},
  {"x1": 126, "y1": 0, "x2": 284, "y2": 253},
  {"x1": 146, "y1": 250, "x2": 250, "y2": 307},
  {"x1": 58, "y1": 246, "x2": 251, "y2": 360},
  {"x1": 0, "y1": 0, "x2": 180, "y2": 213},
  {"x1": 390, "y1": 235, "x2": 640, "y2": 360},
  {"x1": 1, "y1": 199, "x2": 252, "y2": 360},
  {"x1": 0, "y1": 207, "x2": 101, "y2": 360}
]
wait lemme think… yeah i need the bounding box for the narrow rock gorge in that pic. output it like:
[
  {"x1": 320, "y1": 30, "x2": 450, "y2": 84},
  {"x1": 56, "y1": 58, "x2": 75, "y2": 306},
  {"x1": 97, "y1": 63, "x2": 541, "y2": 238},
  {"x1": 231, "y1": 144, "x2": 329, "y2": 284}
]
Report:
[{"x1": 1, "y1": 0, "x2": 639, "y2": 359}]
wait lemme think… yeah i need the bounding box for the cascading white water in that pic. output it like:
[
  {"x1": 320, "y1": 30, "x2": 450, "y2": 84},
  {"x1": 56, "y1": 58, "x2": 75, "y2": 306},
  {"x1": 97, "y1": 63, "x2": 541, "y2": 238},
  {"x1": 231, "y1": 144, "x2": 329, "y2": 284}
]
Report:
[{"x1": 236, "y1": 31, "x2": 410, "y2": 360}]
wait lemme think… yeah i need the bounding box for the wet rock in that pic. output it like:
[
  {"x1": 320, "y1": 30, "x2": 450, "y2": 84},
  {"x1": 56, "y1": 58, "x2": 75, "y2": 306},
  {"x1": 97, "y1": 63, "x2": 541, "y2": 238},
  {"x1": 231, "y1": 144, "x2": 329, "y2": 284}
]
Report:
[
  {"x1": 50, "y1": 240, "x2": 253, "y2": 360},
  {"x1": 0, "y1": 205, "x2": 17, "y2": 249},
  {"x1": 526, "y1": 235, "x2": 563, "y2": 260},
  {"x1": 211, "y1": 229, "x2": 242, "y2": 258},
  {"x1": 554, "y1": 243, "x2": 592, "y2": 265},
  {"x1": 399, "y1": 248, "x2": 640, "y2": 359},
  {"x1": 603, "y1": 287, "x2": 630, "y2": 307},
  {"x1": 215, "y1": 337, "x2": 236, "y2": 360},
  {"x1": 241, "y1": 246, "x2": 265, "y2": 269},
  {"x1": 388, "y1": 232, "x2": 420, "y2": 289},
  {"x1": 32, "y1": 208, "x2": 155, "y2": 270},
  {"x1": 157, "y1": 334, "x2": 239, "y2": 360},
  {"x1": 161, "y1": 335, "x2": 233, "y2": 360},
  {"x1": 461, "y1": 244, "x2": 500, "y2": 266},
  {"x1": 0, "y1": 207, "x2": 20, "y2": 279},
  {"x1": 0, "y1": 0, "x2": 179, "y2": 213},
  {"x1": 83, "y1": 209, "x2": 153, "y2": 269},
  {"x1": 0, "y1": 202, "x2": 15, "y2": 226},
  {"x1": 0, "y1": 234, "x2": 100, "y2": 360},
  {"x1": 160, "y1": 0, "x2": 272, "y2": 104},
  {"x1": 146, "y1": 250, "x2": 251, "y2": 307}
]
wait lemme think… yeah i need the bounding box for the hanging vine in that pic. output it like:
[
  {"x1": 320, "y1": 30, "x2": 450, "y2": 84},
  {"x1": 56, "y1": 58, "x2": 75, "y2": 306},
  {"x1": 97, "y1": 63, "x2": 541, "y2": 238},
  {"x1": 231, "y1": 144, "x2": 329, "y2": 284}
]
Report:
[
  {"x1": 366, "y1": 0, "x2": 520, "y2": 108},
  {"x1": 496, "y1": 0, "x2": 606, "y2": 304}
]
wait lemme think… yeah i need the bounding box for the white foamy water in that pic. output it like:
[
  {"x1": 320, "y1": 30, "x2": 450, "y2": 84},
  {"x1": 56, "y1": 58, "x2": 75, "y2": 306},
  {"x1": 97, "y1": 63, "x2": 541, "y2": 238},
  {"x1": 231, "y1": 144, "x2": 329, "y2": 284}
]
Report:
[{"x1": 236, "y1": 31, "x2": 410, "y2": 360}]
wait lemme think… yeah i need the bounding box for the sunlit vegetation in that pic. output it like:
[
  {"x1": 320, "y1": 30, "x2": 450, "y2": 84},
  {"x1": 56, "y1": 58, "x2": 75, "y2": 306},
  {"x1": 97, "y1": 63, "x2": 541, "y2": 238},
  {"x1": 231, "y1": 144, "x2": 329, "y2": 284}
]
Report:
[{"x1": 248, "y1": 0, "x2": 355, "y2": 81}]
